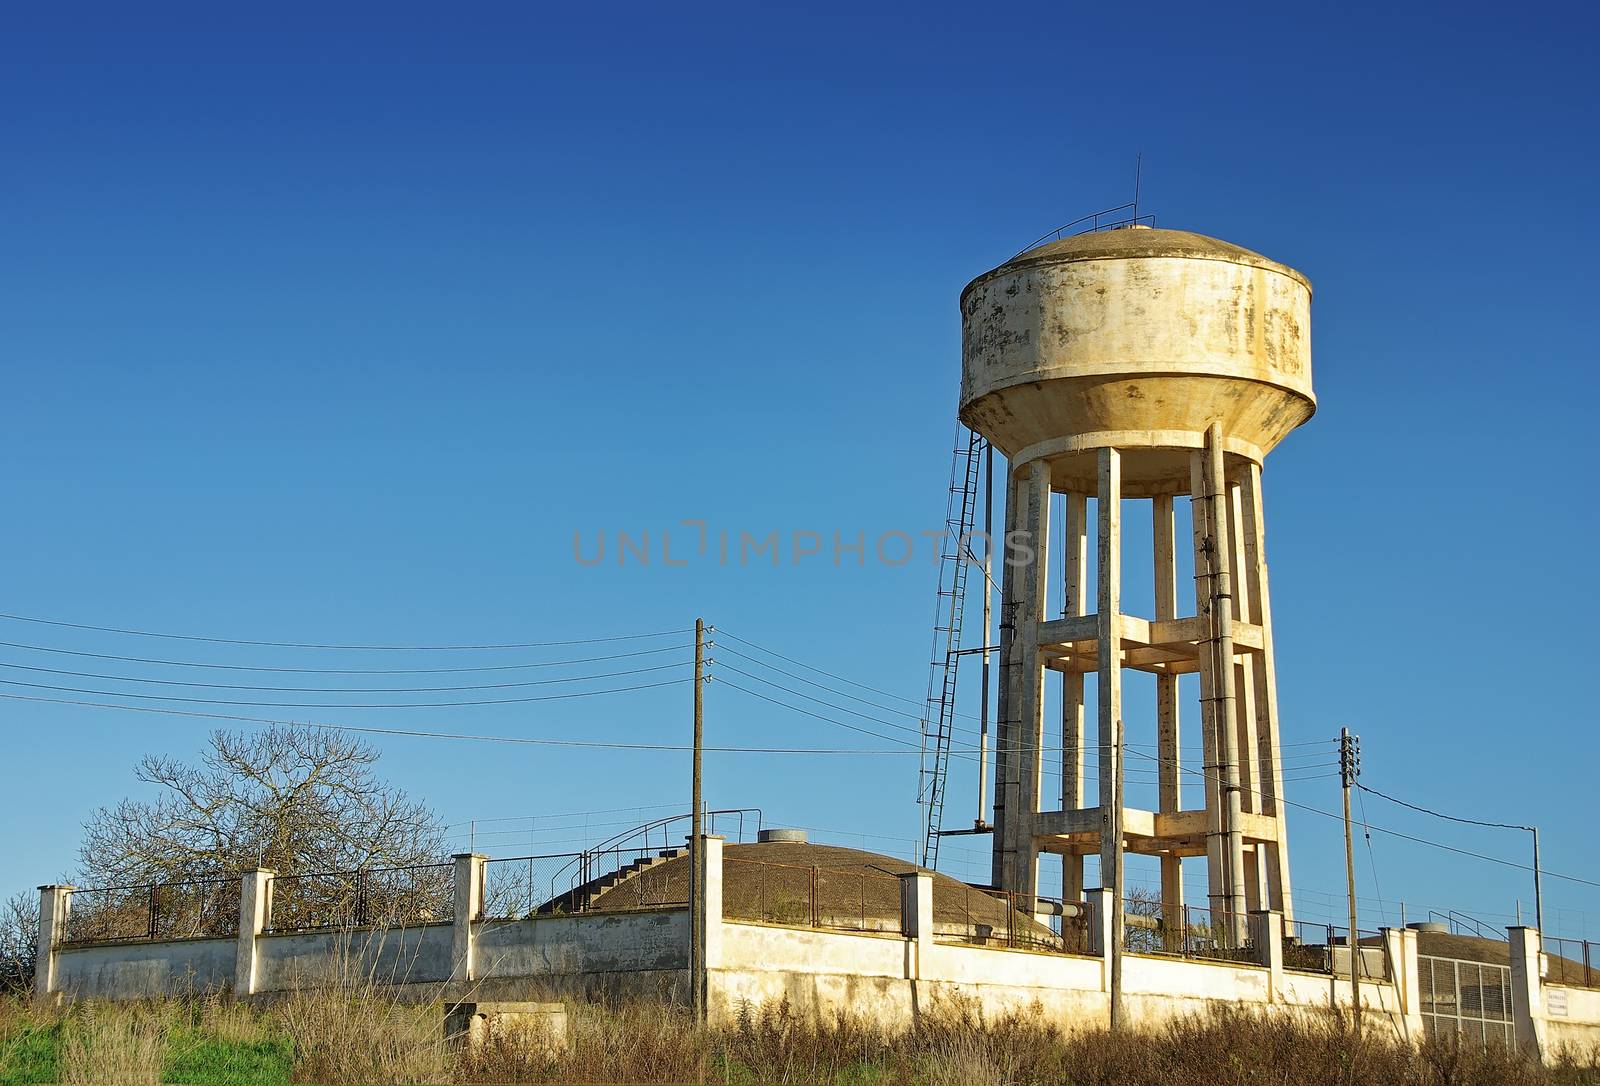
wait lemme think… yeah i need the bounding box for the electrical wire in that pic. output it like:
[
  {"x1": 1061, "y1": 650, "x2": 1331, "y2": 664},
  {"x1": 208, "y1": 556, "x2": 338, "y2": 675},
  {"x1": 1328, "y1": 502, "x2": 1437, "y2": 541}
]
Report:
[
  {"x1": 0, "y1": 611, "x2": 683, "y2": 651},
  {"x1": 0, "y1": 657, "x2": 696, "y2": 694},
  {"x1": 716, "y1": 645, "x2": 935, "y2": 725},
  {"x1": 716, "y1": 664, "x2": 928, "y2": 738},
  {"x1": 0, "y1": 668, "x2": 691, "y2": 708},
  {"x1": 1123, "y1": 746, "x2": 1600, "y2": 890},
  {"x1": 0, "y1": 689, "x2": 955, "y2": 755},
  {"x1": 0, "y1": 640, "x2": 691, "y2": 675},
  {"x1": 717, "y1": 629, "x2": 934, "y2": 713},
  {"x1": 1356, "y1": 781, "x2": 1534, "y2": 832}
]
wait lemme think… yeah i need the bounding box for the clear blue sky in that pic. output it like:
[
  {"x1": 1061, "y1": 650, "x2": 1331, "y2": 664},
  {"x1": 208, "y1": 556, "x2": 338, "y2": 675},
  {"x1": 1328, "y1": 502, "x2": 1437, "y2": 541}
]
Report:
[{"x1": 3, "y1": 1, "x2": 1597, "y2": 938}]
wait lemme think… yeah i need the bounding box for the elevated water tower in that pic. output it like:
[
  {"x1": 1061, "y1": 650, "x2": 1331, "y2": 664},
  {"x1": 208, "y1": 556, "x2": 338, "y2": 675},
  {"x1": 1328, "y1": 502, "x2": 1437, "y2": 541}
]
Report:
[{"x1": 960, "y1": 225, "x2": 1313, "y2": 945}]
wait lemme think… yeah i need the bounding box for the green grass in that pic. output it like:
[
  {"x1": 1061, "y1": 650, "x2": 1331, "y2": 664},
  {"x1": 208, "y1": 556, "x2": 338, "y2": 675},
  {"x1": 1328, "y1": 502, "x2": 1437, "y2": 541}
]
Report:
[
  {"x1": 163, "y1": 1028, "x2": 292, "y2": 1086},
  {"x1": 0, "y1": 1023, "x2": 59, "y2": 1086}
]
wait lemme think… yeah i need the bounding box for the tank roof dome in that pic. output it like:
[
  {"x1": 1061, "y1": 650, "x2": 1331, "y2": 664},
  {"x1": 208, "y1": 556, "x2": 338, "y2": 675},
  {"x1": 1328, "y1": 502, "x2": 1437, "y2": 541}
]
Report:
[{"x1": 964, "y1": 227, "x2": 1310, "y2": 302}]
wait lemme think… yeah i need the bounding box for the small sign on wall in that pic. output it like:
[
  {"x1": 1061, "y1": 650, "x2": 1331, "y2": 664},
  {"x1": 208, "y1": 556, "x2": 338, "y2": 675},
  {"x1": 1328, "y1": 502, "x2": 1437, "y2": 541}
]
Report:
[{"x1": 1547, "y1": 988, "x2": 1569, "y2": 1018}]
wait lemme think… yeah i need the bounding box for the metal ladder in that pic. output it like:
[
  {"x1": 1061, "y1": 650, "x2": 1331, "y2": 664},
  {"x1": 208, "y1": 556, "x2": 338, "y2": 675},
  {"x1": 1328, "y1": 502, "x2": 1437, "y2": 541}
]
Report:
[{"x1": 919, "y1": 424, "x2": 986, "y2": 869}]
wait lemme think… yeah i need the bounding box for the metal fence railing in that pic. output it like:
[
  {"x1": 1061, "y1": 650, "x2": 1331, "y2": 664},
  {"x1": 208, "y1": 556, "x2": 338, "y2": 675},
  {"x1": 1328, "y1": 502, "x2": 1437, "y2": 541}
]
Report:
[
  {"x1": 936, "y1": 886, "x2": 1086, "y2": 954},
  {"x1": 63, "y1": 879, "x2": 239, "y2": 945},
  {"x1": 1122, "y1": 903, "x2": 1256, "y2": 966},
  {"x1": 1543, "y1": 936, "x2": 1599, "y2": 989},
  {"x1": 722, "y1": 857, "x2": 904, "y2": 935},
  {"x1": 265, "y1": 863, "x2": 453, "y2": 933}
]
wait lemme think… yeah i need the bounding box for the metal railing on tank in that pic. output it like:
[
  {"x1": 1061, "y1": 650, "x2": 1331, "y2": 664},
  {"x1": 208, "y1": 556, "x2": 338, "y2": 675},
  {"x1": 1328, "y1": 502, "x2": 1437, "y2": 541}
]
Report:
[
  {"x1": 265, "y1": 862, "x2": 453, "y2": 933},
  {"x1": 722, "y1": 857, "x2": 904, "y2": 935},
  {"x1": 1543, "y1": 936, "x2": 1599, "y2": 990},
  {"x1": 1011, "y1": 203, "x2": 1159, "y2": 259},
  {"x1": 62, "y1": 878, "x2": 239, "y2": 945}
]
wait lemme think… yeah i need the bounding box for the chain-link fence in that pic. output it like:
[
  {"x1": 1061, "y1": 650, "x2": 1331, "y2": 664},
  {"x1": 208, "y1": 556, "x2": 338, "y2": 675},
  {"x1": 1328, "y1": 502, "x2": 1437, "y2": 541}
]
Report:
[
  {"x1": 266, "y1": 863, "x2": 453, "y2": 933},
  {"x1": 722, "y1": 857, "x2": 904, "y2": 934},
  {"x1": 1543, "y1": 936, "x2": 1598, "y2": 989},
  {"x1": 63, "y1": 880, "x2": 239, "y2": 945}
]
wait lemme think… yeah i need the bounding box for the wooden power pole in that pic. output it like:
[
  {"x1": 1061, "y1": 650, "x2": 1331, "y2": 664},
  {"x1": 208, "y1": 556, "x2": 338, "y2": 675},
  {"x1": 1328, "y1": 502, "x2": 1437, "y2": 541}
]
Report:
[
  {"x1": 1340, "y1": 726, "x2": 1361, "y2": 1026},
  {"x1": 690, "y1": 617, "x2": 706, "y2": 1023}
]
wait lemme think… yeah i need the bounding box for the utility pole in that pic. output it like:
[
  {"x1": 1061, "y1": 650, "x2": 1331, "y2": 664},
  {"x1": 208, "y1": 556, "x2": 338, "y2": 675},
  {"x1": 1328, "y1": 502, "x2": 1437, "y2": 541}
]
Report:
[
  {"x1": 1340, "y1": 726, "x2": 1361, "y2": 1026},
  {"x1": 690, "y1": 617, "x2": 706, "y2": 1023}
]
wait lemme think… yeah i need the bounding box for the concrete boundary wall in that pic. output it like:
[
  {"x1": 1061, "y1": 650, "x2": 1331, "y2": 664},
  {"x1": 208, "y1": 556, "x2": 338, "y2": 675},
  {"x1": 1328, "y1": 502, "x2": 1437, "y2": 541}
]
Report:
[{"x1": 35, "y1": 845, "x2": 1600, "y2": 1065}]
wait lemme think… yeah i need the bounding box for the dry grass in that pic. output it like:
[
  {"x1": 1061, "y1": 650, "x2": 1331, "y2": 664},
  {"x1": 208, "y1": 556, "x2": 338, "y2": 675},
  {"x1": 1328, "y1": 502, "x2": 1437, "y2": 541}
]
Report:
[
  {"x1": 5, "y1": 989, "x2": 1598, "y2": 1085},
  {"x1": 58, "y1": 1001, "x2": 167, "y2": 1085}
]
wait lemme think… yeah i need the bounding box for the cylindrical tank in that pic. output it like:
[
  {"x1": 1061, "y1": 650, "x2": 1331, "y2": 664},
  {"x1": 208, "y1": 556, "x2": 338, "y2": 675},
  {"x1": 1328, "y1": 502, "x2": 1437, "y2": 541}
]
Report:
[{"x1": 960, "y1": 226, "x2": 1314, "y2": 494}]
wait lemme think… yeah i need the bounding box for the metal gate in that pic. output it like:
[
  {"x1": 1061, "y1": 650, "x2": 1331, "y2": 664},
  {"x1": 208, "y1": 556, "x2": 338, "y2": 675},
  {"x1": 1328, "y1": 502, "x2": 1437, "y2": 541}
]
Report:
[{"x1": 1418, "y1": 954, "x2": 1515, "y2": 1050}]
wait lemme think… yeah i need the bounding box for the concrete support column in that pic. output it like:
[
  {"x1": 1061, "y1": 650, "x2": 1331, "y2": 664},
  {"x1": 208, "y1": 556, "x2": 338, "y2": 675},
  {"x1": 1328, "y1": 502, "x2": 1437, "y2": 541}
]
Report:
[
  {"x1": 1382, "y1": 927, "x2": 1423, "y2": 1041},
  {"x1": 1152, "y1": 493, "x2": 1183, "y2": 937},
  {"x1": 1508, "y1": 926, "x2": 1547, "y2": 1060},
  {"x1": 452, "y1": 853, "x2": 487, "y2": 982},
  {"x1": 234, "y1": 869, "x2": 274, "y2": 997},
  {"x1": 1060, "y1": 490, "x2": 1088, "y2": 906},
  {"x1": 693, "y1": 835, "x2": 724, "y2": 1011},
  {"x1": 33, "y1": 884, "x2": 72, "y2": 999},
  {"x1": 899, "y1": 871, "x2": 933, "y2": 971},
  {"x1": 1250, "y1": 910, "x2": 1284, "y2": 1001},
  {"x1": 1001, "y1": 459, "x2": 1051, "y2": 913}
]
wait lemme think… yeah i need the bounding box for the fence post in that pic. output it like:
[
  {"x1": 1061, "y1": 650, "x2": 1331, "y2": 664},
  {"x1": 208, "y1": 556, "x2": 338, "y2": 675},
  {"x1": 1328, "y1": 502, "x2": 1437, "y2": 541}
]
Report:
[
  {"x1": 452, "y1": 853, "x2": 487, "y2": 984},
  {"x1": 1250, "y1": 910, "x2": 1284, "y2": 1001},
  {"x1": 1382, "y1": 925, "x2": 1423, "y2": 1041},
  {"x1": 235, "y1": 869, "x2": 274, "y2": 997},
  {"x1": 33, "y1": 884, "x2": 73, "y2": 999},
  {"x1": 1508, "y1": 925, "x2": 1548, "y2": 1062},
  {"x1": 898, "y1": 871, "x2": 933, "y2": 968}
]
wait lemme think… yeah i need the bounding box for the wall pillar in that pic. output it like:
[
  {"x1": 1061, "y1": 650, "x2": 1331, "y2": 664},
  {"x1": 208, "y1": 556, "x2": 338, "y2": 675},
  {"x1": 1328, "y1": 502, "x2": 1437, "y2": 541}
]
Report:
[
  {"x1": 452, "y1": 853, "x2": 487, "y2": 982},
  {"x1": 33, "y1": 884, "x2": 72, "y2": 999},
  {"x1": 1508, "y1": 926, "x2": 1547, "y2": 1060},
  {"x1": 1382, "y1": 926, "x2": 1423, "y2": 1041},
  {"x1": 234, "y1": 869, "x2": 274, "y2": 997},
  {"x1": 899, "y1": 871, "x2": 933, "y2": 975},
  {"x1": 1250, "y1": 910, "x2": 1284, "y2": 1001},
  {"x1": 693, "y1": 835, "x2": 724, "y2": 1017},
  {"x1": 1084, "y1": 887, "x2": 1113, "y2": 972}
]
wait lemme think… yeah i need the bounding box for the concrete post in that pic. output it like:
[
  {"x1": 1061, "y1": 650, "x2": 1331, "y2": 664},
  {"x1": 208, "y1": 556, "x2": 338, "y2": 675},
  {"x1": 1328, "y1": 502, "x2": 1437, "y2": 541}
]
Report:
[
  {"x1": 452, "y1": 854, "x2": 487, "y2": 982},
  {"x1": 1250, "y1": 910, "x2": 1284, "y2": 1001},
  {"x1": 33, "y1": 885, "x2": 72, "y2": 998},
  {"x1": 1381, "y1": 926, "x2": 1423, "y2": 1041},
  {"x1": 235, "y1": 869, "x2": 274, "y2": 997},
  {"x1": 898, "y1": 872, "x2": 934, "y2": 962},
  {"x1": 1508, "y1": 926, "x2": 1547, "y2": 1060},
  {"x1": 692, "y1": 835, "x2": 724, "y2": 1015}
]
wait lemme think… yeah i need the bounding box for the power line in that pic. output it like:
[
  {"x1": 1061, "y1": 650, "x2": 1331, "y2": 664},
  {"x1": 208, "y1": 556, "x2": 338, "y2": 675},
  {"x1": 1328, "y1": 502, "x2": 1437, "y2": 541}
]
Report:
[
  {"x1": 0, "y1": 639, "x2": 691, "y2": 674},
  {"x1": 0, "y1": 690, "x2": 951, "y2": 755},
  {"x1": 0, "y1": 611, "x2": 682, "y2": 651},
  {"x1": 1356, "y1": 781, "x2": 1534, "y2": 833},
  {"x1": 0, "y1": 656, "x2": 697, "y2": 694},
  {"x1": 0, "y1": 665, "x2": 690, "y2": 708},
  {"x1": 716, "y1": 646, "x2": 937, "y2": 725},
  {"x1": 716, "y1": 664, "x2": 927, "y2": 738},
  {"x1": 716, "y1": 679, "x2": 922, "y2": 748},
  {"x1": 717, "y1": 629, "x2": 936, "y2": 713},
  {"x1": 1123, "y1": 746, "x2": 1600, "y2": 891}
]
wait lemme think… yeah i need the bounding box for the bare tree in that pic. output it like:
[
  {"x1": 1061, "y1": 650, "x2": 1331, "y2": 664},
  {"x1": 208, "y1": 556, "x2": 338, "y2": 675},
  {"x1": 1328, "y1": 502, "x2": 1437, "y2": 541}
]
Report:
[
  {"x1": 78, "y1": 726, "x2": 445, "y2": 887},
  {"x1": 0, "y1": 890, "x2": 38, "y2": 992}
]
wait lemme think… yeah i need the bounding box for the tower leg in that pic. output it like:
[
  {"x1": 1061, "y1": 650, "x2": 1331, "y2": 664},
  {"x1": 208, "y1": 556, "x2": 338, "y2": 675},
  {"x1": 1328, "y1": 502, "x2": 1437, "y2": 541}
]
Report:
[
  {"x1": 1000, "y1": 460, "x2": 1050, "y2": 911},
  {"x1": 1096, "y1": 450, "x2": 1123, "y2": 941},
  {"x1": 1240, "y1": 462, "x2": 1294, "y2": 922},
  {"x1": 1061, "y1": 491, "x2": 1088, "y2": 905},
  {"x1": 1153, "y1": 494, "x2": 1184, "y2": 941},
  {"x1": 990, "y1": 470, "x2": 1023, "y2": 889}
]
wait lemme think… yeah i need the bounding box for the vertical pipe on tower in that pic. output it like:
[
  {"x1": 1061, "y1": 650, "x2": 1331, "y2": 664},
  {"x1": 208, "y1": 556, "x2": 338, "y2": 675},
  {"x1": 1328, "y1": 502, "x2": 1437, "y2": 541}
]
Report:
[
  {"x1": 1097, "y1": 448, "x2": 1125, "y2": 1025},
  {"x1": 1153, "y1": 493, "x2": 1184, "y2": 940},
  {"x1": 1206, "y1": 424, "x2": 1248, "y2": 946}
]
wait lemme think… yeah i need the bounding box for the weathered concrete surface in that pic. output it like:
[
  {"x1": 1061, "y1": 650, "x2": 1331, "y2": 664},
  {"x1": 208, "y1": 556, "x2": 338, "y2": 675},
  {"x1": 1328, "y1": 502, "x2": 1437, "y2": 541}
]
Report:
[
  {"x1": 55, "y1": 937, "x2": 235, "y2": 999},
  {"x1": 254, "y1": 923, "x2": 454, "y2": 991}
]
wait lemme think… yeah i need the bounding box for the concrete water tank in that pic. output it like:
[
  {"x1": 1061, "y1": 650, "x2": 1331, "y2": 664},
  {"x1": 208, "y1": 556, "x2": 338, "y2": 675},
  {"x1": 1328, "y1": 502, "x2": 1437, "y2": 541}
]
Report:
[{"x1": 960, "y1": 226, "x2": 1314, "y2": 496}]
